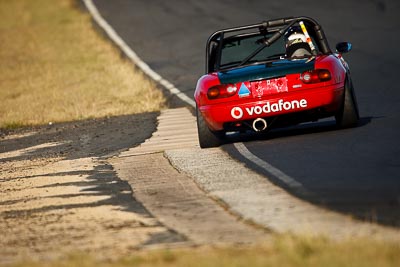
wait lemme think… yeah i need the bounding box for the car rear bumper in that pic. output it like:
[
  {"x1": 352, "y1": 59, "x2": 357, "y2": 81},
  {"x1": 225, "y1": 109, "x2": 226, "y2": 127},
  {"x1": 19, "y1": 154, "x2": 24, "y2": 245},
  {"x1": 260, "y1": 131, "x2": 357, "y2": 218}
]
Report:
[{"x1": 199, "y1": 85, "x2": 343, "y2": 131}]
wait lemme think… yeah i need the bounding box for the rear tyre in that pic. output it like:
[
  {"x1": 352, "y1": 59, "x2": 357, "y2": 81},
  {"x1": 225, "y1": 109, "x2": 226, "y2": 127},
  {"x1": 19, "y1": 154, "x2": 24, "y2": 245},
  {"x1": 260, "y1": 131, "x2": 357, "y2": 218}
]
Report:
[
  {"x1": 335, "y1": 77, "x2": 360, "y2": 128},
  {"x1": 196, "y1": 106, "x2": 224, "y2": 148}
]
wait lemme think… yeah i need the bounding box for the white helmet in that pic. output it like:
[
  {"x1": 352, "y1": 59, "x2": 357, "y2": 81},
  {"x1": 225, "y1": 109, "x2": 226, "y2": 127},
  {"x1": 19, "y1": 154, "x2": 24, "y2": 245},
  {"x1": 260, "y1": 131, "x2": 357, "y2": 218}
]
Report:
[
  {"x1": 286, "y1": 32, "x2": 307, "y2": 47},
  {"x1": 284, "y1": 27, "x2": 312, "y2": 58}
]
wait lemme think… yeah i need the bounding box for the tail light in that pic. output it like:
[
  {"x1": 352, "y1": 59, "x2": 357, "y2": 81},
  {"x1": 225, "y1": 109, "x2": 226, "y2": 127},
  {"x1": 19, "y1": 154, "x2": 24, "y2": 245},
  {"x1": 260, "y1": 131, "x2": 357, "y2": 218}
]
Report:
[
  {"x1": 207, "y1": 84, "x2": 237, "y2": 99},
  {"x1": 301, "y1": 69, "x2": 331, "y2": 84}
]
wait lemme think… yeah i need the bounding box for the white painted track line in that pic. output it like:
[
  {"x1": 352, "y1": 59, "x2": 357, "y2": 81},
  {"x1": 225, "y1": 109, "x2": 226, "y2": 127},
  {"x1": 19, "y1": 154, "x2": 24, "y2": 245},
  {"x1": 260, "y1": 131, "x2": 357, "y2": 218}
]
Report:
[
  {"x1": 234, "y1": 142, "x2": 305, "y2": 190},
  {"x1": 82, "y1": 0, "x2": 195, "y2": 107}
]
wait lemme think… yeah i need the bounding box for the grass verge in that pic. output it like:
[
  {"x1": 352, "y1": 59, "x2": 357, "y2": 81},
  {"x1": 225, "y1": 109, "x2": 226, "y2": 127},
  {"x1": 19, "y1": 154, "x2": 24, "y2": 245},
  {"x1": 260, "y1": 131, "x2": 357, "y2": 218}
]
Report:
[
  {"x1": 0, "y1": 0, "x2": 165, "y2": 128},
  {"x1": 6, "y1": 235, "x2": 400, "y2": 267}
]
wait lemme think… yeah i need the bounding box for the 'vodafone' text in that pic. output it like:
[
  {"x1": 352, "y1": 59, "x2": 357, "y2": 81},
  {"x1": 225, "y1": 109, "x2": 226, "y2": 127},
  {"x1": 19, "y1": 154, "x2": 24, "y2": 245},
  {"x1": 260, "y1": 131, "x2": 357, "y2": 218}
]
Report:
[{"x1": 231, "y1": 99, "x2": 307, "y2": 119}]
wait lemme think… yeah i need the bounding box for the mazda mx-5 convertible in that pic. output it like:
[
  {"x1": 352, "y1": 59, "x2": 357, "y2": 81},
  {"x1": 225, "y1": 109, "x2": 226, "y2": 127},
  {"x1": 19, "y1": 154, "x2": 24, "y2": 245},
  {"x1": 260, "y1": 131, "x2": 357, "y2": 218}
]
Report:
[{"x1": 194, "y1": 16, "x2": 359, "y2": 148}]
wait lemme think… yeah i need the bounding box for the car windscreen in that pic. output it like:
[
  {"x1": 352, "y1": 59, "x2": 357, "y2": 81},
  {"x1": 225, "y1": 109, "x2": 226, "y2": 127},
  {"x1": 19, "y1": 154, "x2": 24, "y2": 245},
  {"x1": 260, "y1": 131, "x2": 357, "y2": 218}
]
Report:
[{"x1": 220, "y1": 33, "x2": 286, "y2": 70}]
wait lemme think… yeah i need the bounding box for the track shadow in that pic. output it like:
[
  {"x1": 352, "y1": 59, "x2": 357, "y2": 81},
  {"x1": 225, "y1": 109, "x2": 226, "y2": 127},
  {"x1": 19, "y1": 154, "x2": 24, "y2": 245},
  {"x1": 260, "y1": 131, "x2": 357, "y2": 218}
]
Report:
[
  {"x1": 1, "y1": 158, "x2": 186, "y2": 244},
  {"x1": 2, "y1": 163, "x2": 151, "y2": 219},
  {"x1": 224, "y1": 116, "x2": 372, "y2": 145},
  {"x1": 0, "y1": 112, "x2": 159, "y2": 162},
  {"x1": 224, "y1": 116, "x2": 400, "y2": 228},
  {"x1": 0, "y1": 112, "x2": 187, "y2": 246}
]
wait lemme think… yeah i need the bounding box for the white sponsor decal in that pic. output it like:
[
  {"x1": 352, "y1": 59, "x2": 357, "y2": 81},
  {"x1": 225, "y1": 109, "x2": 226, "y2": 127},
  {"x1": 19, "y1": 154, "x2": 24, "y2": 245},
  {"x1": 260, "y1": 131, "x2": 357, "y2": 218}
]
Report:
[
  {"x1": 231, "y1": 107, "x2": 244, "y2": 119},
  {"x1": 231, "y1": 99, "x2": 307, "y2": 119}
]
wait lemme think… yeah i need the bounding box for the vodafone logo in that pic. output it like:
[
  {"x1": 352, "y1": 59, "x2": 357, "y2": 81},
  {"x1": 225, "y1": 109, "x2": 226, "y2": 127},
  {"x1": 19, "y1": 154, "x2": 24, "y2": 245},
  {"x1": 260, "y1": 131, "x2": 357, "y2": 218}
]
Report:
[
  {"x1": 231, "y1": 99, "x2": 307, "y2": 120},
  {"x1": 231, "y1": 107, "x2": 244, "y2": 119}
]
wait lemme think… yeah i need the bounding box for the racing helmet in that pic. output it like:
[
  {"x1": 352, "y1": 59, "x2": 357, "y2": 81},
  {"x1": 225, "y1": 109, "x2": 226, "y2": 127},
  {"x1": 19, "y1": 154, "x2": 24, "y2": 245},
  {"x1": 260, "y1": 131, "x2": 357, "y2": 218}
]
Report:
[
  {"x1": 284, "y1": 26, "x2": 307, "y2": 47},
  {"x1": 284, "y1": 26, "x2": 312, "y2": 58}
]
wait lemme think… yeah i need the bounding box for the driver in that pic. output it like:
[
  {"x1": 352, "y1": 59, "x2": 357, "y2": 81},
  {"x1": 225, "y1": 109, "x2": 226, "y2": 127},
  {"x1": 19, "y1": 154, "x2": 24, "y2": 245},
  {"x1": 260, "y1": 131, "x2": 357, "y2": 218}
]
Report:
[{"x1": 284, "y1": 26, "x2": 312, "y2": 58}]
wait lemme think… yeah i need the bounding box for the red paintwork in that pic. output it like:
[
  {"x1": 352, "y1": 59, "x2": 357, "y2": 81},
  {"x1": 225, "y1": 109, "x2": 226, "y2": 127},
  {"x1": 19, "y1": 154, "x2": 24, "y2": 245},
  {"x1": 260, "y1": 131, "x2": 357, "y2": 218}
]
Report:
[{"x1": 194, "y1": 55, "x2": 347, "y2": 131}]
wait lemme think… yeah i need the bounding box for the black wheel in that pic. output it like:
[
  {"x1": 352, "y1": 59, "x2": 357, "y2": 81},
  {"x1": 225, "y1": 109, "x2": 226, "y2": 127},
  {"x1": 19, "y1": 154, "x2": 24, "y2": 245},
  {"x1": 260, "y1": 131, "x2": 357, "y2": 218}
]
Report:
[
  {"x1": 335, "y1": 77, "x2": 360, "y2": 128},
  {"x1": 196, "y1": 106, "x2": 224, "y2": 148}
]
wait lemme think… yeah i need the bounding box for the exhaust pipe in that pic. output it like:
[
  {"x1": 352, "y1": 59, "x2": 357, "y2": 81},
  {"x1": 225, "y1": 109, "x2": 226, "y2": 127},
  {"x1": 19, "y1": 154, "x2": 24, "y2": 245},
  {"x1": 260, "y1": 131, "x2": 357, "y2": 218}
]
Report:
[{"x1": 252, "y1": 118, "x2": 267, "y2": 132}]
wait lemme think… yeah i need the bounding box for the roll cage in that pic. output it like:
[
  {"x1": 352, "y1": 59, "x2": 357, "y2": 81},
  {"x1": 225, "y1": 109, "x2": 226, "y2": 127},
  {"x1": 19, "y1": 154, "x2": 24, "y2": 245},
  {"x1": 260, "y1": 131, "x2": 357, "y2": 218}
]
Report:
[{"x1": 206, "y1": 16, "x2": 331, "y2": 73}]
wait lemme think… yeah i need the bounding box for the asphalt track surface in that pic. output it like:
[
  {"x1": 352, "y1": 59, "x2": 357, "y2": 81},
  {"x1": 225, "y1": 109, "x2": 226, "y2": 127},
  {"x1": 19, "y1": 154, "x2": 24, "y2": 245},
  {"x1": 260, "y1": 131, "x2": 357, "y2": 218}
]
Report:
[{"x1": 93, "y1": 0, "x2": 400, "y2": 227}]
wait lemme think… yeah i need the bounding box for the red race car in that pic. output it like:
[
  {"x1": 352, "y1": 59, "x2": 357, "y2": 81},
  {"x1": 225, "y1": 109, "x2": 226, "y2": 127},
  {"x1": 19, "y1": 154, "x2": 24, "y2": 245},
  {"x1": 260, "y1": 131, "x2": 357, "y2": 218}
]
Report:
[{"x1": 194, "y1": 16, "x2": 359, "y2": 148}]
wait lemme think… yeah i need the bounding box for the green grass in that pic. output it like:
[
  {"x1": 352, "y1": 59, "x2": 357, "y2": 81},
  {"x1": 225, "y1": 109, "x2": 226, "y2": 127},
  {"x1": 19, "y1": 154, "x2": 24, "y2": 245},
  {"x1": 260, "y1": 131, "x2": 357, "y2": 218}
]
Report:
[
  {"x1": 6, "y1": 235, "x2": 400, "y2": 267},
  {"x1": 0, "y1": 0, "x2": 165, "y2": 128}
]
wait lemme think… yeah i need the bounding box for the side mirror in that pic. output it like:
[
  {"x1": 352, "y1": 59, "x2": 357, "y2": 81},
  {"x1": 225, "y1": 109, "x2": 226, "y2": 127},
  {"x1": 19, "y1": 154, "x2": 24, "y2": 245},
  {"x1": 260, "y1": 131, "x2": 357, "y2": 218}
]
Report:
[{"x1": 336, "y1": 42, "x2": 352, "y2": 53}]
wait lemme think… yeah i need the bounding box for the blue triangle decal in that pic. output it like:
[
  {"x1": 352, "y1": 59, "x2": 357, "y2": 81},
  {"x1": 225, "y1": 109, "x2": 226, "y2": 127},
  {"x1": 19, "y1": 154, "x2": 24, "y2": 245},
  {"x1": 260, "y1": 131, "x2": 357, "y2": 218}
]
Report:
[{"x1": 238, "y1": 83, "x2": 250, "y2": 97}]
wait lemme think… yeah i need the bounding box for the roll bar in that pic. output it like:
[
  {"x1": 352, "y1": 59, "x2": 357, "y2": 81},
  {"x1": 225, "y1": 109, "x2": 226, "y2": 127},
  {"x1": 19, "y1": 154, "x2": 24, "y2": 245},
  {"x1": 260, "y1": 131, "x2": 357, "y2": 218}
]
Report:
[{"x1": 205, "y1": 16, "x2": 331, "y2": 73}]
